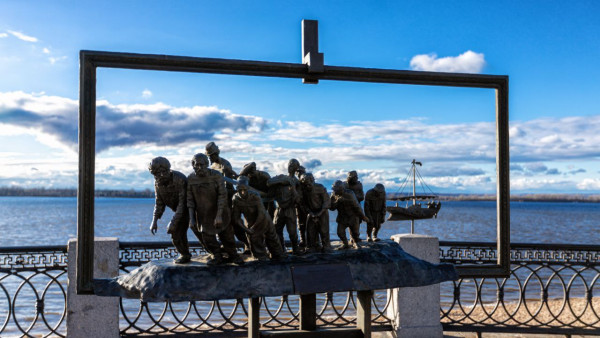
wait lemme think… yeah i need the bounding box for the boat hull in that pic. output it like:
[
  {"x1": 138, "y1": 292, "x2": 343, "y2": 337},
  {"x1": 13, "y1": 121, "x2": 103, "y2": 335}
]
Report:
[{"x1": 387, "y1": 204, "x2": 440, "y2": 221}]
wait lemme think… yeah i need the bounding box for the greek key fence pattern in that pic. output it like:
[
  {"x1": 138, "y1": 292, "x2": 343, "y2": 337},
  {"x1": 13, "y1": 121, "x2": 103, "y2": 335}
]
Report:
[{"x1": 2, "y1": 242, "x2": 600, "y2": 336}]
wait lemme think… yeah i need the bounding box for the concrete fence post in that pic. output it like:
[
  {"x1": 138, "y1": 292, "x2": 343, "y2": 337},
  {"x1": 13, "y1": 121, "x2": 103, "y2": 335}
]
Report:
[
  {"x1": 385, "y1": 234, "x2": 443, "y2": 338},
  {"x1": 67, "y1": 237, "x2": 120, "y2": 337}
]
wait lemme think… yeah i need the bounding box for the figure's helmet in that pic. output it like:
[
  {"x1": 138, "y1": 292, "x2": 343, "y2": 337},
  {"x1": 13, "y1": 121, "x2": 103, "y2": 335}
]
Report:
[
  {"x1": 148, "y1": 156, "x2": 171, "y2": 173},
  {"x1": 191, "y1": 153, "x2": 209, "y2": 167},
  {"x1": 205, "y1": 142, "x2": 220, "y2": 156},
  {"x1": 288, "y1": 158, "x2": 300, "y2": 171},
  {"x1": 237, "y1": 175, "x2": 250, "y2": 191},
  {"x1": 332, "y1": 180, "x2": 345, "y2": 194},
  {"x1": 240, "y1": 162, "x2": 257, "y2": 176},
  {"x1": 374, "y1": 183, "x2": 385, "y2": 194},
  {"x1": 300, "y1": 172, "x2": 315, "y2": 185}
]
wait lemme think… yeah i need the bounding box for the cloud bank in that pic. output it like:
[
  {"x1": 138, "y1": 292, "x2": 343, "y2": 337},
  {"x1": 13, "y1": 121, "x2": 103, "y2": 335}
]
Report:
[
  {"x1": 1, "y1": 91, "x2": 599, "y2": 192},
  {"x1": 410, "y1": 50, "x2": 485, "y2": 73},
  {"x1": 0, "y1": 91, "x2": 267, "y2": 152}
]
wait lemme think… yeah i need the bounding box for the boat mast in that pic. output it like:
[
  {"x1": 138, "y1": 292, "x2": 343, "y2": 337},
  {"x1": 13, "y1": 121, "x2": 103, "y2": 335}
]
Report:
[{"x1": 411, "y1": 159, "x2": 416, "y2": 234}]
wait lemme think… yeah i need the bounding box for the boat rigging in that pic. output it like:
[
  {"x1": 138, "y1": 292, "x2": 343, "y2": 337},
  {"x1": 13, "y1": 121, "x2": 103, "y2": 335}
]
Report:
[{"x1": 387, "y1": 159, "x2": 441, "y2": 233}]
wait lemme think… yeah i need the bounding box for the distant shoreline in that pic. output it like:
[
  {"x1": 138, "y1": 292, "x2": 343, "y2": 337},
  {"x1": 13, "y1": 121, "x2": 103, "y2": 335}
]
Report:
[
  {"x1": 440, "y1": 194, "x2": 600, "y2": 203},
  {"x1": 1, "y1": 186, "x2": 599, "y2": 202},
  {"x1": 0, "y1": 187, "x2": 153, "y2": 198}
]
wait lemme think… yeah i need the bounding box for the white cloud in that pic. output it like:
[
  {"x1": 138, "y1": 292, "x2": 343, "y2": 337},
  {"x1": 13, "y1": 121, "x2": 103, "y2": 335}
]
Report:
[
  {"x1": 142, "y1": 89, "x2": 153, "y2": 99},
  {"x1": 42, "y1": 47, "x2": 50, "y2": 54},
  {"x1": 410, "y1": 50, "x2": 486, "y2": 73},
  {"x1": 7, "y1": 30, "x2": 38, "y2": 42},
  {"x1": 428, "y1": 175, "x2": 493, "y2": 191},
  {"x1": 0, "y1": 33, "x2": 8, "y2": 38},
  {"x1": 511, "y1": 177, "x2": 575, "y2": 191},
  {"x1": 49, "y1": 56, "x2": 67, "y2": 64},
  {"x1": 577, "y1": 178, "x2": 600, "y2": 190},
  {"x1": 510, "y1": 115, "x2": 600, "y2": 162}
]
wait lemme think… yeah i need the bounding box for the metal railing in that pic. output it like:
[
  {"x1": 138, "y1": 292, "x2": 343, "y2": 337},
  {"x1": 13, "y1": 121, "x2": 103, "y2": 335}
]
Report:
[
  {"x1": 1, "y1": 241, "x2": 600, "y2": 336},
  {"x1": 440, "y1": 241, "x2": 600, "y2": 336},
  {"x1": 0, "y1": 245, "x2": 68, "y2": 337}
]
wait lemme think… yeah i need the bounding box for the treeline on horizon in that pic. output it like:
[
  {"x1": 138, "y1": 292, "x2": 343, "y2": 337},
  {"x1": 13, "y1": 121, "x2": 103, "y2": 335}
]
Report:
[
  {"x1": 388, "y1": 193, "x2": 600, "y2": 203},
  {"x1": 1, "y1": 186, "x2": 599, "y2": 202},
  {"x1": 0, "y1": 186, "x2": 153, "y2": 198}
]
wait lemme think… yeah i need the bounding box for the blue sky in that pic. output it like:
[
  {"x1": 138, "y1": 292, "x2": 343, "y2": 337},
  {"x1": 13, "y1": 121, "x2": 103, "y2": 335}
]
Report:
[{"x1": 0, "y1": 1, "x2": 599, "y2": 193}]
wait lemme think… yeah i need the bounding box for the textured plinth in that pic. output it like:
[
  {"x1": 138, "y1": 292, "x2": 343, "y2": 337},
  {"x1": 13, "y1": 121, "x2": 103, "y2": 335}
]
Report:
[
  {"x1": 94, "y1": 240, "x2": 457, "y2": 302},
  {"x1": 388, "y1": 234, "x2": 444, "y2": 338},
  {"x1": 67, "y1": 238, "x2": 119, "y2": 338}
]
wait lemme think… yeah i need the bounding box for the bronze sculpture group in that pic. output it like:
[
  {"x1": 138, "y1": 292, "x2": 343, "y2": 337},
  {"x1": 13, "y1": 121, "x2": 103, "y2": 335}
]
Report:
[{"x1": 148, "y1": 142, "x2": 388, "y2": 265}]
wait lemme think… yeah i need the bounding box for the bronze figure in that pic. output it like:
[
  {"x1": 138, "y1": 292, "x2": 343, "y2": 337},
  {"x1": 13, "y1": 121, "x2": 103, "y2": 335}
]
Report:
[
  {"x1": 232, "y1": 176, "x2": 286, "y2": 261},
  {"x1": 267, "y1": 159, "x2": 303, "y2": 255},
  {"x1": 330, "y1": 180, "x2": 369, "y2": 249},
  {"x1": 239, "y1": 162, "x2": 275, "y2": 219},
  {"x1": 344, "y1": 170, "x2": 364, "y2": 203},
  {"x1": 344, "y1": 170, "x2": 365, "y2": 237},
  {"x1": 299, "y1": 173, "x2": 332, "y2": 253},
  {"x1": 148, "y1": 157, "x2": 199, "y2": 264},
  {"x1": 187, "y1": 153, "x2": 243, "y2": 265},
  {"x1": 205, "y1": 142, "x2": 250, "y2": 254},
  {"x1": 364, "y1": 183, "x2": 387, "y2": 242},
  {"x1": 295, "y1": 165, "x2": 308, "y2": 248}
]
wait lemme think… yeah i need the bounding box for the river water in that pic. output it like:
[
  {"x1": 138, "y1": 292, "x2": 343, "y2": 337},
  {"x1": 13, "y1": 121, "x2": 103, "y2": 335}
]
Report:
[
  {"x1": 1, "y1": 197, "x2": 598, "y2": 246},
  {"x1": 0, "y1": 197, "x2": 599, "y2": 336}
]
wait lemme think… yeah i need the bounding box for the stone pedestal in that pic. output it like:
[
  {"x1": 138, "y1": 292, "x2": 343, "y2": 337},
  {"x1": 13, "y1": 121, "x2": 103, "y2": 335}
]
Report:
[
  {"x1": 67, "y1": 237, "x2": 119, "y2": 337},
  {"x1": 386, "y1": 234, "x2": 443, "y2": 338}
]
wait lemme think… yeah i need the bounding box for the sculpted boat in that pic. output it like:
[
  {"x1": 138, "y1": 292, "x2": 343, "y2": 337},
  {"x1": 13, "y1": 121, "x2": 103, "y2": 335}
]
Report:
[{"x1": 387, "y1": 160, "x2": 441, "y2": 222}]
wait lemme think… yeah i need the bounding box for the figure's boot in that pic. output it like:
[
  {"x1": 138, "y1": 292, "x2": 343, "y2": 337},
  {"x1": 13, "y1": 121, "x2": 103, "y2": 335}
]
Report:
[
  {"x1": 172, "y1": 239, "x2": 192, "y2": 264},
  {"x1": 224, "y1": 252, "x2": 245, "y2": 265},
  {"x1": 174, "y1": 255, "x2": 191, "y2": 264},
  {"x1": 270, "y1": 251, "x2": 288, "y2": 261},
  {"x1": 366, "y1": 225, "x2": 373, "y2": 242},
  {"x1": 337, "y1": 239, "x2": 350, "y2": 250},
  {"x1": 298, "y1": 230, "x2": 307, "y2": 248},
  {"x1": 292, "y1": 243, "x2": 304, "y2": 255},
  {"x1": 207, "y1": 253, "x2": 224, "y2": 265},
  {"x1": 373, "y1": 228, "x2": 381, "y2": 242}
]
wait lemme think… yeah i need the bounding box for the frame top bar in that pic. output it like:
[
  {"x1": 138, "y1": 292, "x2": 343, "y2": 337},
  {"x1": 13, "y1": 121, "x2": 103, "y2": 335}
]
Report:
[{"x1": 81, "y1": 50, "x2": 507, "y2": 89}]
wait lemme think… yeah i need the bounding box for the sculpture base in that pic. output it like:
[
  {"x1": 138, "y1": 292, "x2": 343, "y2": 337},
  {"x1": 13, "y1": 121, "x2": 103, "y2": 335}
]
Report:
[{"x1": 94, "y1": 240, "x2": 457, "y2": 301}]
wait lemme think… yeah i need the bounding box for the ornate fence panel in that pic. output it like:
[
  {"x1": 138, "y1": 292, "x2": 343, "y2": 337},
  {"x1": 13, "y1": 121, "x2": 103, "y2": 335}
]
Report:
[
  {"x1": 440, "y1": 241, "x2": 600, "y2": 336},
  {"x1": 0, "y1": 245, "x2": 68, "y2": 337}
]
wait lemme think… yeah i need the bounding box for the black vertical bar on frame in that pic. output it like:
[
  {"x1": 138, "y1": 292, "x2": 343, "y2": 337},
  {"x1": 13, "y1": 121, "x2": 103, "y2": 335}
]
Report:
[
  {"x1": 496, "y1": 79, "x2": 510, "y2": 275},
  {"x1": 77, "y1": 52, "x2": 96, "y2": 294},
  {"x1": 301, "y1": 20, "x2": 318, "y2": 62}
]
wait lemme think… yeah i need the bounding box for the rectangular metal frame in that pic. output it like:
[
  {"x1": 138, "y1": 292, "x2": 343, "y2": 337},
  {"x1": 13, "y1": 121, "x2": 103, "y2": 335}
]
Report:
[{"x1": 77, "y1": 50, "x2": 509, "y2": 293}]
